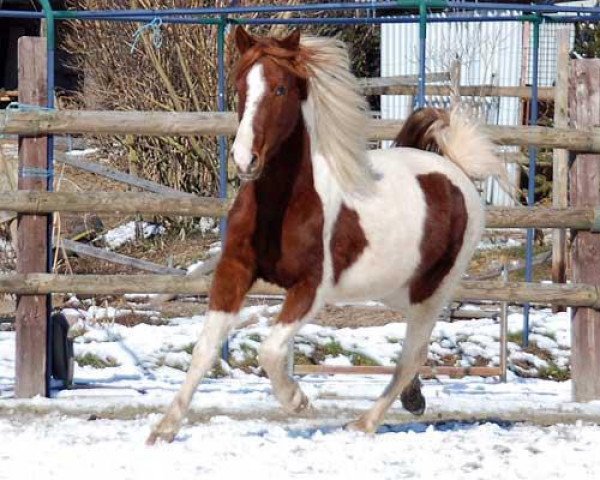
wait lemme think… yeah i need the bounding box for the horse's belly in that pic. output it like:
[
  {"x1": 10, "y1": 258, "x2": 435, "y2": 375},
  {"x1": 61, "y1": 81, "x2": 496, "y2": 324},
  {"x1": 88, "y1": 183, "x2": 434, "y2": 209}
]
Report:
[{"x1": 329, "y1": 233, "x2": 421, "y2": 303}]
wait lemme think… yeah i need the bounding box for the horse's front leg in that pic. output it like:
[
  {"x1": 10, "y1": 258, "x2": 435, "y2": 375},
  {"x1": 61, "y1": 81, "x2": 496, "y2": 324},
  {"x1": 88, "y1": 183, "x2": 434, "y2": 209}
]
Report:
[
  {"x1": 146, "y1": 256, "x2": 254, "y2": 445},
  {"x1": 259, "y1": 281, "x2": 322, "y2": 413}
]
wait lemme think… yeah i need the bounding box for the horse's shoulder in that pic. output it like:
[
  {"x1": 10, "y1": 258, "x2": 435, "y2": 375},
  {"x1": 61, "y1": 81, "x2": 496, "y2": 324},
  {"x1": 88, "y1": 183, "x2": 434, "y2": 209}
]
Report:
[{"x1": 227, "y1": 183, "x2": 258, "y2": 237}]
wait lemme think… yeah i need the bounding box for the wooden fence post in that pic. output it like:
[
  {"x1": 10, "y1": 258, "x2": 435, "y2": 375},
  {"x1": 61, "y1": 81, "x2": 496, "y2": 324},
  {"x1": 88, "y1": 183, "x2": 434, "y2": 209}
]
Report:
[
  {"x1": 15, "y1": 37, "x2": 49, "y2": 398},
  {"x1": 569, "y1": 59, "x2": 600, "y2": 402},
  {"x1": 551, "y1": 28, "x2": 570, "y2": 312}
]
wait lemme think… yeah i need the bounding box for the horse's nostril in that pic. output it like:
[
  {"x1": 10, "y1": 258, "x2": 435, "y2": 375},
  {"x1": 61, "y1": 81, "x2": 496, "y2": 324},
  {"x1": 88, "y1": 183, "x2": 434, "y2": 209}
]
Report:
[{"x1": 249, "y1": 154, "x2": 258, "y2": 169}]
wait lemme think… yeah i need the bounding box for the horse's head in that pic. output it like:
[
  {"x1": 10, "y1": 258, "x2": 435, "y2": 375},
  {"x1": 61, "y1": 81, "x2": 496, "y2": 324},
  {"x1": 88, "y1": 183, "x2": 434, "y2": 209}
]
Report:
[{"x1": 231, "y1": 27, "x2": 309, "y2": 181}]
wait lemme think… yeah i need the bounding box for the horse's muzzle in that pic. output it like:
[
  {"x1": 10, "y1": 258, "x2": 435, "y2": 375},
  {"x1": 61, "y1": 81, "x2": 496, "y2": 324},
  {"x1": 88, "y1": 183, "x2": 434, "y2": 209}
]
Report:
[
  {"x1": 233, "y1": 151, "x2": 262, "y2": 181},
  {"x1": 237, "y1": 171, "x2": 260, "y2": 182}
]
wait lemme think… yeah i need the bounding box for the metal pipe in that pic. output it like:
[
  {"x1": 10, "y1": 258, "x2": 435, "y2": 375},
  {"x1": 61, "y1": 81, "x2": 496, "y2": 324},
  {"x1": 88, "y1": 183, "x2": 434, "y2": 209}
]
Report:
[
  {"x1": 38, "y1": 0, "x2": 56, "y2": 398},
  {"x1": 445, "y1": 1, "x2": 600, "y2": 15},
  {"x1": 217, "y1": 18, "x2": 230, "y2": 363},
  {"x1": 37, "y1": 0, "x2": 56, "y2": 220},
  {"x1": 417, "y1": 0, "x2": 428, "y2": 108},
  {"x1": 500, "y1": 264, "x2": 508, "y2": 383},
  {"x1": 0, "y1": 10, "x2": 45, "y2": 18},
  {"x1": 523, "y1": 17, "x2": 541, "y2": 348},
  {"x1": 49, "y1": 2, "x2": 434, "y2": 20},
  {"x1": 217, "y1": 20, "x2": 228, "y2": 240},
  {"x1": 235, "y1": 14, "x2": 599, "y2": 25},
  {"x1": 52, "y1": 15, "x2": 222, "y2": 25},
  {"x1": 225, "y1": 15, "x2": 540, "y2": 26},
  {"x1": 45, "y1": 1, "x2": 600, "y2": 20},
  {"x1": 4, "y1": 9, "x2": 596, "y2": 25},
  {"x1": 28, "y1": 13, "x2": 600, "y2": 26}
]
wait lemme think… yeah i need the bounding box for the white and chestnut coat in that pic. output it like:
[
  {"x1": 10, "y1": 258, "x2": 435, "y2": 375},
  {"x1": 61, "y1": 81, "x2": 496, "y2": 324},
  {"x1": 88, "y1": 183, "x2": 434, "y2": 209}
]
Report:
[{"x1": 147, "y1": 28, "x2": 507, "y2": 444}]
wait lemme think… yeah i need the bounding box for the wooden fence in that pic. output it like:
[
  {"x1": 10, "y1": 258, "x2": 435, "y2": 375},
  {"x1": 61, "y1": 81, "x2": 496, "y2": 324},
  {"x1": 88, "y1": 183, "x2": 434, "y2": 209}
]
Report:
[
  {"x1": 4, "y1": 35, "x2": 600, "y2": 401},
  {"x1": 1, "y1": 191, "x2": 600, "y2": 230},
  {"x1": 1, "y1": 275, "x2": 599, "y2": 308},
  {"x1": 2, "y1": 110, "x2": 600, "y2": 151}
]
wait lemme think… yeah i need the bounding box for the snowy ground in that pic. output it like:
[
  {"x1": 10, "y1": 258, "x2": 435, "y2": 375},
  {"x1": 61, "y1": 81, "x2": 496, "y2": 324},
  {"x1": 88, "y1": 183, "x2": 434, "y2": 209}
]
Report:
[
  {"x1": 2, "y1": 410, "x2": 600, "y2": 480},
  {"x1": 1, "y1": 304, "x2": 600, "y2": 479}
]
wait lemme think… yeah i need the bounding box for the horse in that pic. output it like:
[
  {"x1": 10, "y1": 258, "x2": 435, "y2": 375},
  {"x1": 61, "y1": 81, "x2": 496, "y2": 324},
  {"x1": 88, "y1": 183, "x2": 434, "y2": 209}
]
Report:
[{"x1": 146, "y1": 27, "x2": 506, "y2": 444}]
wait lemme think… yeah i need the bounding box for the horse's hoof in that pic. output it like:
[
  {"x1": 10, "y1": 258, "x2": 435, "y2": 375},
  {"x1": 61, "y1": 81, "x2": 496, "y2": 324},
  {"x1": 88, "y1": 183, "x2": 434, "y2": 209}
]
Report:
[
  {"x1": 146, "y1": 417, "x2": 180, "y2": 445},
  {"x1": 345, "y1": 417, "x2": 377, "y2": 434},
  {"x1": 284, "y1": 389, "x2": 312, "y2": 414},
  {"x1": 146, "y1": 429, "x2": 176, "y2": 445},
  {"x1": 400, "y1": 377, "x2": 426, "y2": 416}
]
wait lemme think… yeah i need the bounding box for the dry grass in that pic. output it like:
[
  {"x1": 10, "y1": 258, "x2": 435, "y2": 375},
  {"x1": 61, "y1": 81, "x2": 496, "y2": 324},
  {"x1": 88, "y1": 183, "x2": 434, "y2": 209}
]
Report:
[
  {"x1": 468, "y1": 244, "x2": 553, "y2": 282},
  {"x1": 62, "y1": 0, "x2": 229, "y2": 196}
]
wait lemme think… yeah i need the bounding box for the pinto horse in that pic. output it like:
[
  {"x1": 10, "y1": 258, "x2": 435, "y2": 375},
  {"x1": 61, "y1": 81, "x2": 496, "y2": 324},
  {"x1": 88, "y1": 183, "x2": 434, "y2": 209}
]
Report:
[{"x1": 147, "y1": 27, "x2": 506, "y2": 444}]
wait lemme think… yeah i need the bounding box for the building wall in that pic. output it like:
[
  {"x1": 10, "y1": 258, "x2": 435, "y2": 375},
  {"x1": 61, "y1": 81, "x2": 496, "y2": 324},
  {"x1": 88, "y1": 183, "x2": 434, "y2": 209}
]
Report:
[
  {"x1": 0, "y1": 19, "x2": 40, "y2": 90},
  {"x1": 0, "y1": 1, "x2": 74, "y2": 93},
  {"x1": 380, "y1": 11, "x2": 575, "y2": 206}
]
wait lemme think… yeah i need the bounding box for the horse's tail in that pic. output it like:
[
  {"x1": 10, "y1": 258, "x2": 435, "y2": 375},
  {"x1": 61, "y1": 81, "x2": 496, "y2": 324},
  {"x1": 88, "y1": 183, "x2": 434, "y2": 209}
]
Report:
[{"x1": 394, "y1": 107, "x2": 508, "y2": 183}]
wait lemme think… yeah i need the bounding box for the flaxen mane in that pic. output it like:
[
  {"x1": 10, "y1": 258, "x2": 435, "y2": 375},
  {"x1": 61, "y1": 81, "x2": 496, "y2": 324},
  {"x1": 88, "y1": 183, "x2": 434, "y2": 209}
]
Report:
[{"x1": 300, "y1": 37, "x2": 377, "y2": 195}]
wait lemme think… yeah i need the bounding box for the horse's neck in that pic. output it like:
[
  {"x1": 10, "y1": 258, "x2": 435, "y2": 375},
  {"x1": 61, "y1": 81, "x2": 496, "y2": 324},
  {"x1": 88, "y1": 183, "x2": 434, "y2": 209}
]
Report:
[
  {"x1": 251, "y1": 119, "x2": 320, "y2": 285},
  {"x1": 254, "y1": 120, "x2": 313, "y2": 211}
]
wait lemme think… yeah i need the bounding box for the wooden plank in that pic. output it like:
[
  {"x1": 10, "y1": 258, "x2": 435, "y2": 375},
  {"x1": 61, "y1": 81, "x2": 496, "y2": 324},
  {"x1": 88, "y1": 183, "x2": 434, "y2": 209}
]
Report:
[
  {"x1": 0, "y1": 83, "x2": 557, "y2": 101},
  {"x1": 0, "y1": 191, "x2": 232, "y2": 217},
  {"x1": 360, "y1": 83, "x2": 554, "y2": 101},
  {"x1": 58, "y1": 154, "x2": 194, "y2": 198},
  {"x1": 1, "y1": 110, "x2": 238, "y2": 136},
  {"x1": 451, "y1": 310, "x2": 499, "y2": 320},
  {"x1": 358, "y1": 72, "x2": 450, "y2": 91},
  {"x1": 59, "y1": 239, "x2": 186, "y2": 276},
  {"x1": 372, "y1": 123, "x2": 600, "y2": 150},
  {"x1": 0, "y1": 275, "x2": 599, "y2": 308},
  {"x1": 56, "y1": 152, "x2": 529, "y2": 200},
  {"x1": 454, "y1": 280, "x2": 600, "y2": 307},
  {"x1": 3, "y1": 111, "x2": 600, "y2": 151},
  {"x1": 294, "y1": 365, "x2": 503, "y2": 378},
  {"x1": 485, "y1": 206, "x2": 596, "y2": 229},
  {"x1": 149, "y1": 254, "x2": 221, "y2": 304},
  {"x1": 449, "y1": 58, "x2": 462, "y2": 107},
  {"x1": 569, "y1": 59, "x2": 600, "y2": 402},
  {"x1": 0, "y1": 192, "x2": 598, "y2": 230},
  {"x1": 552, "y1": 29, "x2": 570, "y2": 307},
  {"x1": 15, "y1": 37, "x2": 48, "y2": 398}
]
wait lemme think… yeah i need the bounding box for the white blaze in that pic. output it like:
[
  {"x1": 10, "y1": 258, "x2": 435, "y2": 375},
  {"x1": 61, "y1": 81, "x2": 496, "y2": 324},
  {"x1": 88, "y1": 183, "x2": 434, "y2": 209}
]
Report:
[{"x1": 232, "y1": 64, "x2": 266, "y2": 173}]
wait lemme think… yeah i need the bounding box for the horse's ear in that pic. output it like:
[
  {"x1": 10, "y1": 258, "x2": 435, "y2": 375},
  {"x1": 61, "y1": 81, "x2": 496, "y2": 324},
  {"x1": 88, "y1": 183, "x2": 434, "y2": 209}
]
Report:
[
  {"x1": 234, "y1": 26, "x2": 255, "y2": 54},
  {"x1": 279, "y1": 29, "x2": 301, "y2": 51}
]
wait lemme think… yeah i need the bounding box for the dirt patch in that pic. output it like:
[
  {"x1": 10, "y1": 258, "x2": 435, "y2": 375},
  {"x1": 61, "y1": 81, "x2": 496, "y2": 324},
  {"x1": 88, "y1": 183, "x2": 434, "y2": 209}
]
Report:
[
  {"x1": 0, "y1": 295, "x2": 15, "y2": 318},
  {"x1": 2, "y1": 398, "x2": 599, "y2": 428},
  {"x1": 314, "y1": 305, "x2": 401, "y2": 328}
]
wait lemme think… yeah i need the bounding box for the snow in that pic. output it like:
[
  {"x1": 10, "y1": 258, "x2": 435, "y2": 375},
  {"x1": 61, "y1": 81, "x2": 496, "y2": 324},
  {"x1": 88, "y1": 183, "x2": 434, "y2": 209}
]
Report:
[
  {"x1": 1, "y1": 303, "x2": 600, "y2": 478},
  {"x1": 199, "y1": 216, "x2": 219, "y2": 234},
  {"x1": 478, "y1": 236, "x2": 523, "y2": 250},
  {"x1": 65, "y1": 147, "x2": 99, "y2": 157},
  {"x1": 1, "y1": 413, "x2": 599, "y2": 480},
  {"x1": 103, "y1": 221, "x2": 165, "y2": 249}
]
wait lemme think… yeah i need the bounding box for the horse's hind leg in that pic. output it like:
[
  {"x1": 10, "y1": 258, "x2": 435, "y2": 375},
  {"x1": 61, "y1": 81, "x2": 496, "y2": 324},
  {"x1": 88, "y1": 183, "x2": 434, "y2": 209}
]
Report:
[
  {"x1": 346, "y1": 298, "x2": 441, "y2": 434},
  {"x1": 400, "y1": 374, "x2": 425, "y2": 415},
  {"x1": 259, "y1": 282, "x2": 321, "y2": 413}
]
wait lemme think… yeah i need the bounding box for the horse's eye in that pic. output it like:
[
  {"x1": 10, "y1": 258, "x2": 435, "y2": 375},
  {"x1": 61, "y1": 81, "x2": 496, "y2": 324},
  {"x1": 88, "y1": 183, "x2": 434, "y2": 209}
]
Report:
[{"x1": 275, "y1": 86, "x2": 287, "y2": 96}]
